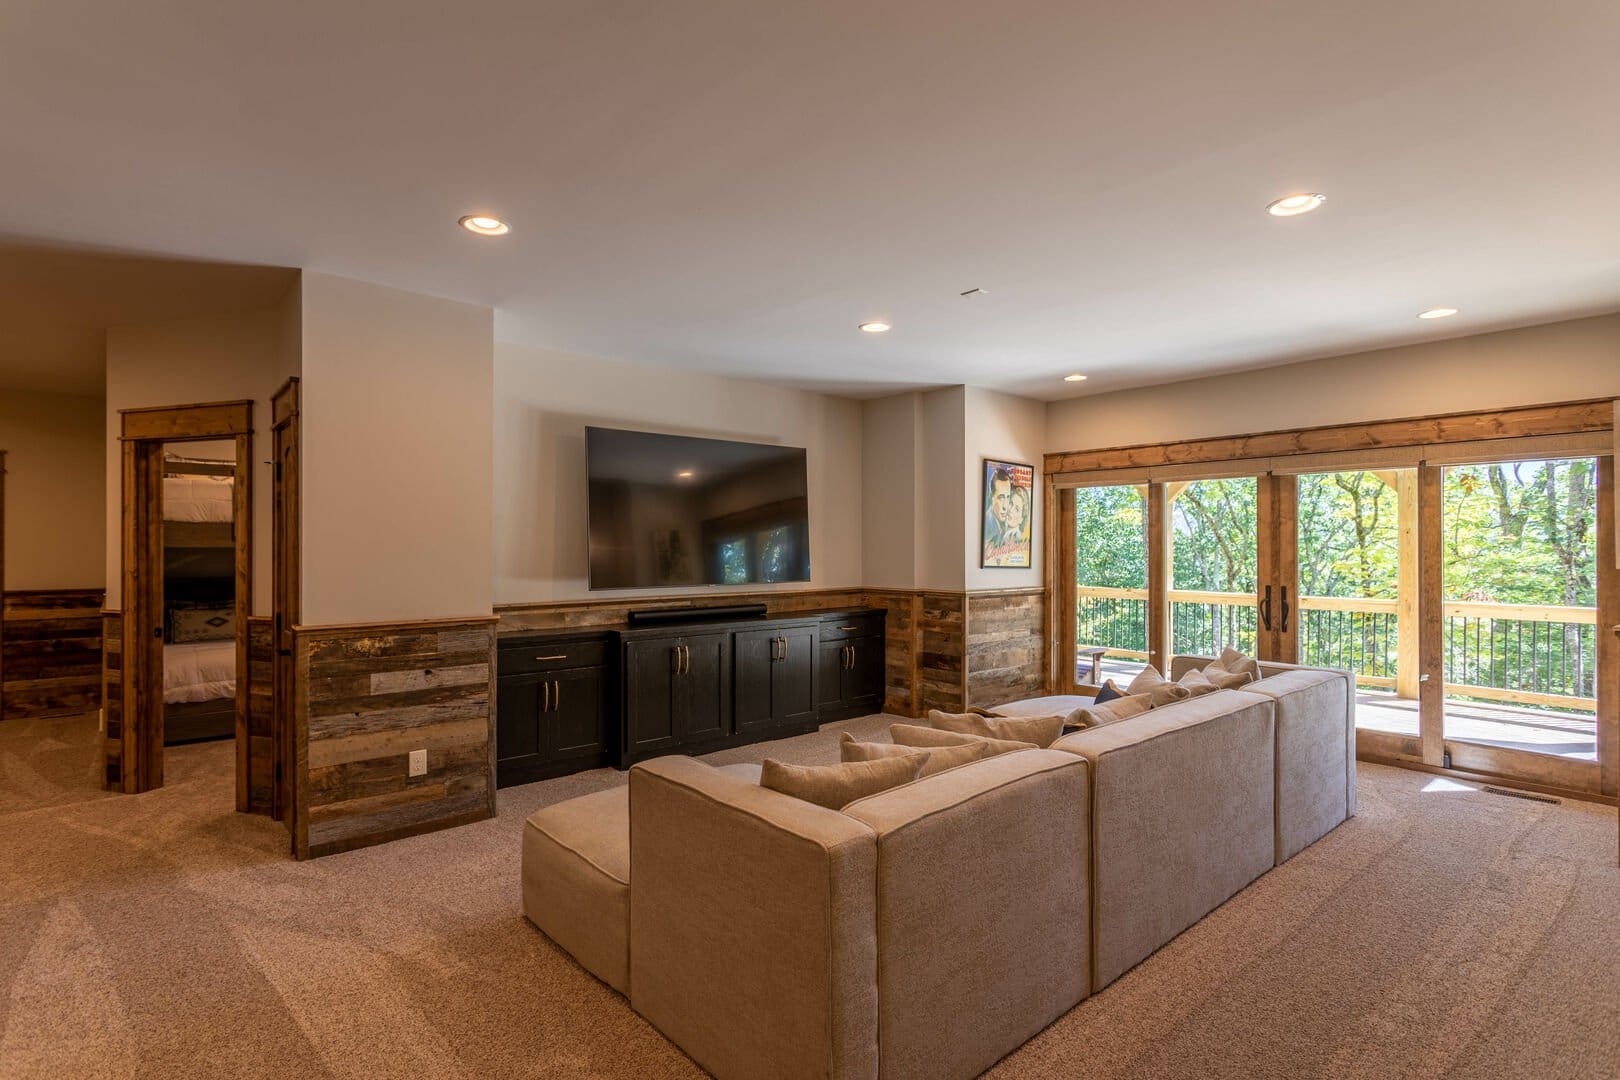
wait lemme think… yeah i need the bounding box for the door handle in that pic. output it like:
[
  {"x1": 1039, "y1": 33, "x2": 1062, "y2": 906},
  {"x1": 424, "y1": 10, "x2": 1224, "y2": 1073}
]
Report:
[
  {"x1": 1279, "y1": 586, "x2": 1291, "y2": 633},
  {"x1": 845, "y1": 644, "x2": 854, "y2": 670},
  {"x1": 533, "y1": 654, "x2": 567, "y2": 661},
  {"x1": 553, "y1": 679, "x2": 561, "y2": 711},
  {"x1": 683, "y1": 644, "x2": 690, "y2": 674},
  {"x1": 779, "y1": 635, "x2": 787, "y2": 661},
  {"x1": 1259, "y1": 585, "x2": 1273, "y2": 632},
  {"x1": 542, "y1": 679, "x2": 550, "y2": 712}
]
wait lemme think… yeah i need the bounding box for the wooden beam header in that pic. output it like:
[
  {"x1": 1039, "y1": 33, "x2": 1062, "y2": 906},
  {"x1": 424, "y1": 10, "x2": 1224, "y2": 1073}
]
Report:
[{"x1": 1045, "y1": 398, "x2": 1614, "y2": 475}]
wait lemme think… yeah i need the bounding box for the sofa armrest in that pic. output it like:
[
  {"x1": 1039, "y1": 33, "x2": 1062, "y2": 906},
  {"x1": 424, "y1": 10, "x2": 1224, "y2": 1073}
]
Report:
[{"x1": 628, "y1": 756, "x2": 879, "y2": 1080}]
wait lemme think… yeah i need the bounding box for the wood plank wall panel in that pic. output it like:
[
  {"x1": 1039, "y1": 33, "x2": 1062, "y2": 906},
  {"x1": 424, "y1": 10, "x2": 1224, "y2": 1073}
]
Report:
[
  {"x1": 296, "y1": 617, "x2": 497, "y2": 859},
  {"x1": 1, "y1": 590, "x2": 105, "y2": 721},
  {"x1": 246, "y1": 616, "x2": 275, "y2": 813},
  {"x1": 862, "y1": 589, "x2": 920, "y2": 717},
  {"x1": 495, "y1": 587, "x2": 869, "y2": 633},
  {"x1": 964, "y1": 589, "x2": 1045, "y2": 708},
  {"x1": 917, "y1": 592, "x2": 966, "y2": 714},
  {"x1": 102, "y1": 612, "x2": 123, "y2": 789}
]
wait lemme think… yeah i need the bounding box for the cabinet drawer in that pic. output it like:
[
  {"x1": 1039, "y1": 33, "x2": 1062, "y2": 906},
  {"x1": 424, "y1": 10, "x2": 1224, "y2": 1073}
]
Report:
[
  {"x1": 819, "y1": 613, "x2": 884, "y2": 641},
  {"x1": 498, "y1": 638, "x2": 607, "y2": 676}
]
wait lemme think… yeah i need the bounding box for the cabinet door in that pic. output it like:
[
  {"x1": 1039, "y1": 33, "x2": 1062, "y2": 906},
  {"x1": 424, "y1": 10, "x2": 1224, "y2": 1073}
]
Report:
[
  {"x1": 679, "y1": 632, "x2": 731, "y2": 742},
  {"x1": 625, "y1": 638, "x2": 681, "y2": 754},
  {"x1": 816, "y1": 639, "x2": 847, "y2": 711},
  {"x1": 774, "y1": 625, "x2": 819, "y2": 728},
  {"x1": 496, "y1": 674, "x2": 546, "y2": 765},
  {"x1": 848, "y1": 636, "x2": 885, "y2": 707},
  {"x1": 734, "y1": 629, "x2": 780, "y2": 735},
  {"x1": 548, "y1": 666, "x2": 606, "y2": 760}
]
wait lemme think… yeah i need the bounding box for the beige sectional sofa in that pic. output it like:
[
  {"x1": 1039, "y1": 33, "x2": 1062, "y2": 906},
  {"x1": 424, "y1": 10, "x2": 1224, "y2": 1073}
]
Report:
[{"x1": 521, "y1": 657, "x2": 1354, "y2": 1079}]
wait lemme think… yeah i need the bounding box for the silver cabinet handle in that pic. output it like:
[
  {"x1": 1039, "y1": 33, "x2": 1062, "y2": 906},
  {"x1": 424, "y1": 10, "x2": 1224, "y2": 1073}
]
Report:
[
  {"x1": 682, "y1": 644, "x2": 689, "y2": 674},
  {"x1": 542, "y1": 679, "x2": 550, "y2": 712},
  {"x1": 838, "y1": 625, "x2": 858, "y2": 631},
  {"x1": 534, "y1": 654, "x2": 567, "y2": 661},
  {"x1": 553, "y1": 679, "x2": 561, "y2": 711}
]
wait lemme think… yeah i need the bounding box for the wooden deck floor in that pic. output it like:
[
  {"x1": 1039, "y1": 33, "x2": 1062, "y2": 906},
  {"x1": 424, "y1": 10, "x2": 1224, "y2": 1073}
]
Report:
[
  {"x1": 1354, "y1": 691, "x2": 1597, "y2": 761},
  {"x1": 1075, "y1": 659, "x2": 1598, "y2": 762}
]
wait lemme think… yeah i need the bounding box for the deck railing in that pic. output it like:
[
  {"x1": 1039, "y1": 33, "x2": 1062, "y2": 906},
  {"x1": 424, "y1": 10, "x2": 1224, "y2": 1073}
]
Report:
[{"x1": 1075, "y1": 586, "x2": 1597, "y2": 710}]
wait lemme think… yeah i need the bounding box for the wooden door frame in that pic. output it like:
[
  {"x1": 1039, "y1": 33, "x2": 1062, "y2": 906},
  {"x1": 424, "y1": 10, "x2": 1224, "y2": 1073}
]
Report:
[
  {"x1": 271, "y1": 378, "x2": 300, "y2": 829},
  {"x1": 116, "y1": 401, "x2": 253, "y2": 797},
  {"x1": 1257, "y1": 472, "x2": 1299, "y2": 664}
]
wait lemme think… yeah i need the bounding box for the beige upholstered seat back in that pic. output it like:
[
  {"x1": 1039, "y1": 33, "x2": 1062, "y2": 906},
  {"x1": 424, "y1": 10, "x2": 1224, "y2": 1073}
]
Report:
[
  {"x1": 1238, "y1": 667, "x2": 1357, "y2": 861},
  {"x1": 628, "y1": 756, "x2": 880, "y2": 1080},
  {"x1": 842, "y1": 750, "x2": 1090, "y2": 1080},
  {"x1": 1052, "y1": 692, "x2": 1276, "y2": 991}
]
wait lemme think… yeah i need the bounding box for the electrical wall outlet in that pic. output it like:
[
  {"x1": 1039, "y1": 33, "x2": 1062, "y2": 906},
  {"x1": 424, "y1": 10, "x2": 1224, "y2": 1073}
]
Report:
[{"x1": 408, "y1": 749, "x2": 428, "y2": 777}]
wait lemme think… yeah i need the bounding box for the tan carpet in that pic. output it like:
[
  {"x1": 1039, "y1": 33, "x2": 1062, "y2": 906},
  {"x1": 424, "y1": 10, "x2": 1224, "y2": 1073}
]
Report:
[{"x1": 1, "y1": 713, "x2": 1616, "y2": 1079}]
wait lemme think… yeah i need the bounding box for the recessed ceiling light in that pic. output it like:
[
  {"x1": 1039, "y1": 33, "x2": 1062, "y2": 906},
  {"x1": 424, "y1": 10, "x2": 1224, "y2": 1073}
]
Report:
[
  {"x1": 459, "y1": 214, "x2": 510, "y2": 236},
  {"x1": 1064, "y1": 373, "x2": 1088, "y2": 383},
  {"x1": 1265, "y1": 192, "x2": 1326, "y2": 217},
  {"x1": 1417, "y1": 307, "x2": 1459, "y2": 319},
  {"x1": 858, "y1": 321, "x2": 891, "y2": 333},
  {"x1": 675, "y1": 469, "x2": 695, "y2": 480}
]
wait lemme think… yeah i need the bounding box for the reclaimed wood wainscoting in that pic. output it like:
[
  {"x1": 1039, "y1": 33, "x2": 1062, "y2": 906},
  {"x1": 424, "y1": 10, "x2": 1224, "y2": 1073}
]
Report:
[
  {"x1": 294, "y1": 616, "x2": 498, "y2": 859},
  {"x1": 244, "y1": 617, "x2": 276, "y2": 813},
  {"x1": 964, "y1": 588, "x2": 1047, "y2": 709},
  {"x1": 0, "y1": 589, "x2": 105, "y2": 722},
  {"x1": 101, "y1": 612, "x2": 123, "y2": 787}
]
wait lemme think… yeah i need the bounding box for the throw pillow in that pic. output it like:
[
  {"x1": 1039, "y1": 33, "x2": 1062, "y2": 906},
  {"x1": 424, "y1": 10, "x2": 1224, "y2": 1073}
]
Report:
[
  {"x1": 1205, "y1": 667, "x2": 1256, "y2": 689},
  {"x1": 1092, "y1": 679, "x2": 1124, "y2": 705},
  {"x1": 1213, "y1": 646, "x2": 1261, "y2": 681},
  {"x1": 1125, "y1": 666, "x2": 1193, "y2": 707},
  {"x1": 1065, "y1": 692, "x2": 1154, "y2": 730},
  {"x1": 889, "y1": 723, "x2": 1038, "y2": 757},
  {"x1": 839, "y1": 732, "x2": 991, "y2": 776},
  {"x1": 760, "y1": 755, "x2": 922, "y2": 811},
  {"x1": 927, "y1": 709, "x2": 1064, "y2": 749},
  {"x1": 1176, "y1": 667, "x2": 1222, "y2": 697}
]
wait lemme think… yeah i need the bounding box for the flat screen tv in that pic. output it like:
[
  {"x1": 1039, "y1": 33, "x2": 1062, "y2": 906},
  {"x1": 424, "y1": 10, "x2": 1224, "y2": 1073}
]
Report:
[{"x1": 585, "y1": 427, "x2": 811, "y2": 590}]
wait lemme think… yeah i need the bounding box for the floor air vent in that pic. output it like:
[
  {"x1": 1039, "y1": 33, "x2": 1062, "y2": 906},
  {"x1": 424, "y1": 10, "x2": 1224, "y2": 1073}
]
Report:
[{"x1": 1482, "y1": 786, "x2": 1560, "y2": 805}]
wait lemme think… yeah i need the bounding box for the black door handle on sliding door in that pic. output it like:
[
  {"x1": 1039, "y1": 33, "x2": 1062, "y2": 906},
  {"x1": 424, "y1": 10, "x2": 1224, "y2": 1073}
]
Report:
[
  {"x1": 1279, "y1": 586, "x2": 1291, "y2": 633},
  {"x1": 1259, "y1": 585, "x2": 1273, "y2": 632}
]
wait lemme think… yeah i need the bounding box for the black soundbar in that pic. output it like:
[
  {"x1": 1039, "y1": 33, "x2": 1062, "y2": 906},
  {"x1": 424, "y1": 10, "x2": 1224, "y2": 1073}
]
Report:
[{"x1": 626, "y1": 603, "x2": 769, "y2": 627}]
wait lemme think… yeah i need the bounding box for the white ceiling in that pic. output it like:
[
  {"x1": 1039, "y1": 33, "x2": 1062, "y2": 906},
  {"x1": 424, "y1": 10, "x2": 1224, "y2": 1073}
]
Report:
[{"x1": 2, "y1": 1, "x2": 1617, "y2": 401}]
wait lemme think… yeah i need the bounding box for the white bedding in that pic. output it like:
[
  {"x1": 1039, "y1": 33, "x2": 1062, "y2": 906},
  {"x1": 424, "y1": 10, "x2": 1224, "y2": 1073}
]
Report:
[
  {"x1": 163, "y1": 474, "x2": 234, "y2": 523},
  {"x1": 164, "y1": 640, "x2": 236, "y2": 704}
]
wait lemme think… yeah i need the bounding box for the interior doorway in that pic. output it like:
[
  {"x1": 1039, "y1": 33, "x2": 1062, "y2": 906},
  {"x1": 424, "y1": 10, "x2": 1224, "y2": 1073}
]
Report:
[{"x1": 111, "y1": 400, "x2": 282, "y2": 817}]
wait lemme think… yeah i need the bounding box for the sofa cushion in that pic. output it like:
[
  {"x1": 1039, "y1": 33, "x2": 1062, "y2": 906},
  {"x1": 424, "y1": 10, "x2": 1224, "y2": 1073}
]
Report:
[
  {"x1": 1239, "y1": 667, "x2": 1356, "y2": 862},
  {"x1": 1176, "y1": 667, "x2": 1223, "y2": 696},
  {"x1": 841, "y1": 750, "x2": 1090, "y2": 1080},
  {"x1": 761, "y1": 755, "x2": 923, "y2": 810},
  {"x1": 928, "y1": 709, "x2": 1064, "y2": 748},
  {"x1": 1126, "y1": 666, "x2": 1194, "y2": 706},
  {"x1": 1066, "y1": 691, "x2": 1154, "y2": 730},
  {"x1": 839, "y1": 732, "x2": 991, "y2": 776},
  {"x1": 1051, "y1": 691, "x2": 1276, "y2": 991},
  {"x1": 522, "y1": 786, "x2": 632, "y2": 993},
  {"x1": 889, "y1": 723, "x2": 1038, "y2": 756}
]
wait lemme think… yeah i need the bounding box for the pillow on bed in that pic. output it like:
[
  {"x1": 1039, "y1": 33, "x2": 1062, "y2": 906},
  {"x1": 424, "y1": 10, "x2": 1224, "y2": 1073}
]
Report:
[{"x1": 168, "y1": 606, "x2": 234, "y2": 644}]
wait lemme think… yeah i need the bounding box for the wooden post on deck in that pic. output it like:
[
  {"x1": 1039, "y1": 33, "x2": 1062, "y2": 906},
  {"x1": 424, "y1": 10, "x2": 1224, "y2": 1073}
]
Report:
[{"x1": 1395, "y1": 470, "x2": 1420, "y2": 700}]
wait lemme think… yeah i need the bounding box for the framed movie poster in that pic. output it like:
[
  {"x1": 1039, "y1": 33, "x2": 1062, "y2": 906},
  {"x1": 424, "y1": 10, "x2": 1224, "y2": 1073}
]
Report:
[{"x1": 981, "y1": 458, "x2": 1034, "y2": 568}]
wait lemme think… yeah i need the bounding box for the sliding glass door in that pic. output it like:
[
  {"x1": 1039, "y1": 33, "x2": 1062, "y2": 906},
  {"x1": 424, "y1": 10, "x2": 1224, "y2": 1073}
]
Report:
[
  {"x1": 1071, "y1": 484, "x2": 1150, "y2": 689},
  {"x1": 1169, "y1": 478, "x2": 1259, "y2": 660},
  {"x1": 1439, "y1": 457, "x2": 1601, "y2": 771}
]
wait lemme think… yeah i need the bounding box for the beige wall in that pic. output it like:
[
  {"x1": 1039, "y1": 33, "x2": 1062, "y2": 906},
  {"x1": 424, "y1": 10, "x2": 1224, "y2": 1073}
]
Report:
[
  {"x1": 104, "y1": 294, "x2": 299, "y2": 612},
  {"x1": 1046, "y1": 313, "x2": 1620, "y2": 453},
  {"x1": 0, "y1": 389, "x2": 105, "y2": 590},
  {"x1": 917, "y1": 387, "x2": 966, "y2": 591},
  {"x1": 494, "y1": 343, "x2": 863, "y2": 604},
  {"x1": 963, "y1": 387, "x2": 1044, "y2": 591},
  {"x1": 861, "y1": 393, "x2": 920, "y2": 589},
  {"x1": 300, "y1": 272, "x2": 494, "y2": 624}
]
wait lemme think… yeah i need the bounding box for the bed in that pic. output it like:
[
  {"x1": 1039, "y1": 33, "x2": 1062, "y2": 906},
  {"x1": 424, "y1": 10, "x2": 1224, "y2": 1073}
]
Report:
[
  {"x1": 163, "y1": 462, "x2": 235, "y2": 547},
  {"x1": 162, "y1": 609, "x2": 238, "y2": 745}
]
